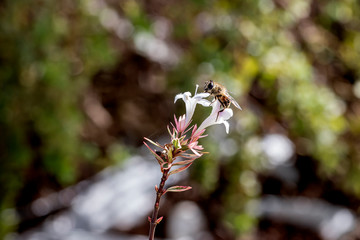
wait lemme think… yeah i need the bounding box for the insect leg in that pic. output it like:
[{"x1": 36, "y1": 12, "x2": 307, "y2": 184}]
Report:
[
  {"x1": 216, "y1": 108, "x2": 225, "y2": 122},
  {"x1": 207, "y1": 95, "x2": 216, "y2": 106}
]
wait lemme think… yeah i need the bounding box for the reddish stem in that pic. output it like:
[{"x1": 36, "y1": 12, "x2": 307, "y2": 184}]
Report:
[{"x1": 148, "y1": 169, "x2": 169, "y2": 240}]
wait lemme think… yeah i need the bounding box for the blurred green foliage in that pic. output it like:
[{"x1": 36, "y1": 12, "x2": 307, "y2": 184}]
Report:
[
  {"x1": 164, "y1": 0, "x2": 360, "y2": 235},
  {"x1": 1, "y1": 0, "x2": 360, "y2": 238},
  {"x1": 0, "y1": 0, "x2": 117, "y2": 236}
]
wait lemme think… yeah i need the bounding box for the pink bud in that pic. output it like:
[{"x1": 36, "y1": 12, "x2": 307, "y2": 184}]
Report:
[{"x1": 156, "y1": 216, "x2": 164, "y2": 224}]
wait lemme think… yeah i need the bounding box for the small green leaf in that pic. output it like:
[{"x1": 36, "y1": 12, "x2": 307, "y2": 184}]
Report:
[
  {"x1": 143, "y1": 141, "x2": 164, "y2": 165},
  {"x1": 163, "y1": 145, "x2": 172, "y2": 162},
  {"x1": 172, "y1": 159, "x2": 195, "y2": 166},
  {"x1": 161, "y1": 162, "x2": 172, "y2": 170},
  {"x1": 169, "y1": 162, "x2": 193, "y2": 175},
  {"x1": 167, "y1": 125, "x2": 173, "y2": 138},
  {"x1": 172, "y1": 138, "x2": 181, "y2": 150},
  {"x1": 178, "y1": 152, "x2": 204, "y2": 159},
  {"x1": 144, "y1": 137, "x2": 165, "y2": 149},
  {"x1": 165, "y1": 186, "x2": 192, "y2": 193},
  {"x1": 167, "y1": 125, "x2": 178, "y2": 139}
]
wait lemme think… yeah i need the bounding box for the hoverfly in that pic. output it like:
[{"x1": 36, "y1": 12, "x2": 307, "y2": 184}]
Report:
[{"x1": 204, "y1": 80, "x2": 242, "y2": 121}]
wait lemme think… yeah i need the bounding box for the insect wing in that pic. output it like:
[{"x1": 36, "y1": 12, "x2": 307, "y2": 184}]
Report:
[{"x1": 228, "y1": 94, "x2": 242, "y2": 110}]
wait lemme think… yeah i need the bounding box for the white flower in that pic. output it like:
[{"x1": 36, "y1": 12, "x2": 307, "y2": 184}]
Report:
[
  {"x1": 196, "y1": 100, "x2": 233, "y2": 134},
  {"x1": 174, "y1": 84, "x2": 210, "y2": 128}
]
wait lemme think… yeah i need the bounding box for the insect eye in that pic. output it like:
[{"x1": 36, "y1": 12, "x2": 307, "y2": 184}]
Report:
[{"x1": 208, "y1": 81, "x2": 214, "y2": 89}]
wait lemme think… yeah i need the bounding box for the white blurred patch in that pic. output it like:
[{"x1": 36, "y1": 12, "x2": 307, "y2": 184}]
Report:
[
  {"x1": 219, "y1": 138, "x2": 238, "y2": 157},
  {"x1": 99, "y1": 7, "x2": 134, "y2": 39},
  {"x1": 196, "y1": 12, "x2": 215, "y2": 34},
  {"x1": 320, "y1": 209, "x2": 355, "y2": 240},
  {"x1": 134, "y1": 32, "x2": 179, "y2": 66},
  {"x1": 255, "y1": 195, "x2": 356, "y2": 240},
  {"x1": 167, "y1": 201, "x2": 211, "y2": 240},
  {"x1": 353, "y1": 80, "x2": 360, "y2": 99},
  {"x1": 261, "y1": 134, "x2": 294, "y2": 166},
  {"x1": 153, "y1": 17, "x2": 173, "y2": 40}
]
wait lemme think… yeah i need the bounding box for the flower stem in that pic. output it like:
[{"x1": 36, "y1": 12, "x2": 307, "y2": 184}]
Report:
[{"x1": 149, "y1": 169, "x2": 169, "y2": 240}]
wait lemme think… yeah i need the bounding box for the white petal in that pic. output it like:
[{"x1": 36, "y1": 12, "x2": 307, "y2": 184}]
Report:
[
  {"x1": 196, "y1": 113, "x2": 217, "y2": 133},
  {"x1": 174, "y1": 85, "x2": 221, "y2": 133},
  {"x1": 174, "y1": 92, "x2": 191, "y2": 103},
  {"x1": 185, "y1": 103, "x2": 196, "y2": 125},
  {"x1": 194, "y1": 92, "x2": 210, "y2": 99},
  {"x1": 195, "y1": 100, "x2": 234, "y2": 134},
  {"x1": 197, "y1": 99, "x2": 212, "y2": 107},
  {"x1": 183, "y1": 91, "x2": 192, "y2": 98},
  {"x1": 218, "y1": 108, "x2": 233, "y2": 121},
  {"x1": 223, "y1": 121, "x2": 230, "y2": 134},
  {"x1": 174, "y1": 94, "x2": 184, "y2": 103},
  {"x1": 210, "y1": 100, "x2": 221, "y2": 114}
]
